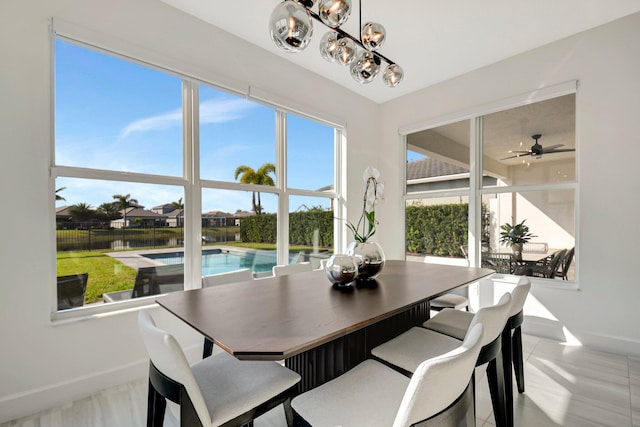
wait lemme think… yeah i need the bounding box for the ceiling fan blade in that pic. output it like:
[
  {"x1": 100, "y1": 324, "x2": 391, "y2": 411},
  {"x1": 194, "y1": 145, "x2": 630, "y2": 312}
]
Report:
[
  {"x1": 543, "y1": 148, "x2": 576, "y2": 154},
  {"x1": 541, "y1": 144, "x2": 564, "y2": 151},
  {"x1": 501, "y1": 154, "x2": 525, "y2": 160}
]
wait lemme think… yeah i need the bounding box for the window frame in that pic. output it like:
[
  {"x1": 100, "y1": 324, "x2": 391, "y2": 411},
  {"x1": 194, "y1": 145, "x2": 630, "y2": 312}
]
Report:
[
  {"x1": 50, "y1": 32, "x2": 344, "y2": 320},
  {"x1": 402, "y1": 81, "x2": 579, "y2": 289}
]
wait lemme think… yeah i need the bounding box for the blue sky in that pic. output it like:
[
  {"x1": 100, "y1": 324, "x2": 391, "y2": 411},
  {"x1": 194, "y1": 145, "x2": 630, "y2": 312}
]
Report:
[{"x1": 55, "y1": 39, "x2": 334, "y2": 214}]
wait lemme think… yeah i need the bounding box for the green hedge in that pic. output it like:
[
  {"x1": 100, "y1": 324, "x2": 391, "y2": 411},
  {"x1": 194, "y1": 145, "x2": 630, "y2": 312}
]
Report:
[
  {"x1": 240, "y1": 210, "x2": 333, "y2": 247},
  {"x1": 405, "y1": 203, "x2": 489, "y2": 257}
]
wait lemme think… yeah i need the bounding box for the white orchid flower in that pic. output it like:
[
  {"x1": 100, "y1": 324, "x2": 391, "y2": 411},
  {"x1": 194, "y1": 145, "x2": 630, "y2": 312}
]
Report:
[{"x1": 363, "y1": 166, "x2": 380, "y2": 182}]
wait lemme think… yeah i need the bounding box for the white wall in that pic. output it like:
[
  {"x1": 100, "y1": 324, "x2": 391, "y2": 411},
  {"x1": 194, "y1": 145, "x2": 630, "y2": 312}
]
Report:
[
  {"x1": 377, "y1": 13, "x2": 640, "y2": 356},
  {"x1": 0, "y1": 0, "x2": 379, "y2": 422}
]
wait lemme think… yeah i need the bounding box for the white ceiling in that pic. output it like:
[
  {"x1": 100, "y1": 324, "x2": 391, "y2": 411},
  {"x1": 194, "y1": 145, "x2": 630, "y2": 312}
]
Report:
[{"x1": 160, "y1": 0, "x2": 640, "y2": 103}]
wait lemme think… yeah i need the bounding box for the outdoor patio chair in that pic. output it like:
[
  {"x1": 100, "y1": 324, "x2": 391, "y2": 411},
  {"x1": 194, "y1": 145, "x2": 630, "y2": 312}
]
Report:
[
  {"x1": 57, "y1": 273, "x2": 88, "y2": 310},
  {"x1": 137, "y1": 310, "x2": 300, "y2": 427},
  {"x1": 132, "y1": 264, "x2": 184, "y2": 298},
  {"x1": 558, "y1": 247, "x2": 575, "y2": 280},
  {"x1": 291, "y1": 324, "x2": 484, "y2": 427},
  {"x1": 528, "y1": 249, "x2": 566, "y2": 278}
]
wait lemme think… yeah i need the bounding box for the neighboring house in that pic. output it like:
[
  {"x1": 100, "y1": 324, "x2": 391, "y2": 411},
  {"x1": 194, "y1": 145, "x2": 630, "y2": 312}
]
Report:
[
  {"x1": 202, "y1": 210, "x2": 236, "y2": 227},
  {"x1": 406, "y1": 157, "x2": 497, "y2": 193},
  {"x1": 152, "y1": 204, "x2": 184, "y2": 227},
  {"x1": 110, "y1": 207, "x2": 167, "y2": 228},
  {"x1": 55, "y1": 205, "x2": 73, "y2": 224}
]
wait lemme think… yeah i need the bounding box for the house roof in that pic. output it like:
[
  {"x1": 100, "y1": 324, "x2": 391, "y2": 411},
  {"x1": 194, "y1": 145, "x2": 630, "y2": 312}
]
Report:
[{"x1": 406, "y1": 157, "x2": 469, "y2": 180}]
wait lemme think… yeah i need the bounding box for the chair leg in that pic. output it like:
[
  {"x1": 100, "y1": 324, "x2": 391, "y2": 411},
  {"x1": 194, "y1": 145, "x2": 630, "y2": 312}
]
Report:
[
  {"x1": 501, "y1": 328, "x2": 514, "y2": 427},
  {"x1": 203, "y1": 337, "x2": 214, "y2": 358},
  {"x1": 487, "y1": 356, "x2": 507, "y2": 427},
  {"x1": 283, "y1": 397, "x2": 295, "y2": 427},
  {"x1": 512, "y1": 326, "x2": 525, "y2": 393},
  {"x1": 147, "y1": 379, "x2": 166, "y2": 427}
]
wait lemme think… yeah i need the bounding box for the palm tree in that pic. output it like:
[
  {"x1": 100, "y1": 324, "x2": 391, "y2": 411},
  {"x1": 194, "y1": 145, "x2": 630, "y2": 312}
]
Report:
[
  {"x1": 69, "y1": 202, "x2": 94, "y2": 223},
  {"x1": 171, "y1": 197, "x2": 184, "y2": 210},
  {"x1": 55, "y1": 187, "x2": 66, "y2": 201},
  {"x1": 112, "y1": 193, "x2": 138, "y2": 228},
  {"x1": 234, "y1": 162, "x2": 276, "y2": 215}
]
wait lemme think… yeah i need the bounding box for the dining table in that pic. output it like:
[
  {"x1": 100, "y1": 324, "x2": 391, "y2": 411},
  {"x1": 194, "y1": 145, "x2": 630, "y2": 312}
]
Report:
[{"x1": 155, "y1": 259, "x2": 494, "y2": 393}]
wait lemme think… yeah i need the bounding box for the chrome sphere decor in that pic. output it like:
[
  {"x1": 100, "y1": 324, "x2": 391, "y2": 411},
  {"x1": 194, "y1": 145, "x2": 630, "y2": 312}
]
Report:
[{"x1": 268, "y1": 0, "x2": 404, "y2": 87}]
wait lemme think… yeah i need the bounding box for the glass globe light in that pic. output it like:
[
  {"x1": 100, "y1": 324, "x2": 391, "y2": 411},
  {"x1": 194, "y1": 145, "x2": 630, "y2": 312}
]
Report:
[
  {"x1": 361, "y1": 22, "x2": 386, "y2": 51},
  {"x1": 382, "y1": 64, "x2": 404, "y2": 87},
  {"x1": 318, "y1": 0, "x2": 352, "y2": 28},
  {"x1": 333, "y1": 37, "x2": 357, "y2": 65},
  {"x1": 269, "y1": 0, "x2": 314, "y2": 53},
  {"x1": 319, "y1": 31, "x2": 339, "y2": 62},
  {"x1": 295, "y1": 0, "x2": 315, "y2": 7},
  {"x1": 350, "y1": 51, "x2": 381, "y2": 83}
]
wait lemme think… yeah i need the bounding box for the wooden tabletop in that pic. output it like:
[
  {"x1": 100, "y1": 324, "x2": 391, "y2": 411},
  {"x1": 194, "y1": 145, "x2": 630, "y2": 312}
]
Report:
[{"x1": 156, "y1": 260, "x2": 494, "y2": 360}]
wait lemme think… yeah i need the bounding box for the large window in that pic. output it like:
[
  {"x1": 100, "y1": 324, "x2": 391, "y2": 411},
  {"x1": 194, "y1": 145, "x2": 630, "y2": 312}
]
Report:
[
  {"x1": 405, "y1": 91, "x2": 577, "y2": 282},
  {"x1": 53, "y1": 36, "x2": 340, "y2": 314}
]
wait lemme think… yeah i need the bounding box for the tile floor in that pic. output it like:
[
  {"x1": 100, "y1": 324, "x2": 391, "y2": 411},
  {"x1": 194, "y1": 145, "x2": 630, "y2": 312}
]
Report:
[{"x1": 2, "y1": 333, "x2": 639, "y2": 426}]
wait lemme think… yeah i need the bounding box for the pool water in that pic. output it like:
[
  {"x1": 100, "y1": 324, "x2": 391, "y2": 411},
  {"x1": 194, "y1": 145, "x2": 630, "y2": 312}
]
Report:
[{"x1": 143, "y1": 249, "x2": 279, "y2": 275}]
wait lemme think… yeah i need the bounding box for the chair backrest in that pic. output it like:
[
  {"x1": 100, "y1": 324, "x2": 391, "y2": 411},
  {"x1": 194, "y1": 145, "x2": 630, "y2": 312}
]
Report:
[
  {"x1": 57, "y1": 273, "x2": 89, "y2": 310},
  {"x1": 467, "y1": 290, "x2": 512, "y2": 346},
  {"x1": 509, "y1": 277, "x2": 531, "y2": 318},
  {"x1": 548, "y1": 249, "x2": 567, "y2": 278},
  {"x1": 272, "y1": 262, "x2": 313, "y2": 277},
  {"x1": 393, "y1": 324, "x2": 484, "y2": 426},
  {"x1": 560, "y1": 247, "x2": 575, "y2": 279},
  {"x1": 202, "y1": 268, "x2": 253, "y2": 288},
  {"x1": 137, "y1": 310, "x2": 211, "y2": 426},
  {"x1": 132, "y1": 265, "x2": 184, "y2": 298}
]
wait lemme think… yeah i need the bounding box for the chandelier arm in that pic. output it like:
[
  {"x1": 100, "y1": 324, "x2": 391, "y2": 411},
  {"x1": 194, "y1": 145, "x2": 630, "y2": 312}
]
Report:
[{"x1": 306, "y1": 8, "x2": 396, "y2": 66}]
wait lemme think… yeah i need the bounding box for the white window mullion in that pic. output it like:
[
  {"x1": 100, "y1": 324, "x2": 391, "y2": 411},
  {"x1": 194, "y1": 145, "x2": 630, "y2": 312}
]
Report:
[
  {"x1": 468, "y1": 117, "x2": 482, "y2": 268},
  {"x1": 276, "y1": 111, "x2": 288, "y2": 265}
]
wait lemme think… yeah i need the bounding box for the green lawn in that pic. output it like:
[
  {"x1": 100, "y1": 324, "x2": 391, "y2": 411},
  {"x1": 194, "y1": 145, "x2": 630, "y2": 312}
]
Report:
[
  {"x1": 57, "y1": 251, "x2": 137, "y2": 303},
  {"x1": 58, "y1": 244, "x2": 329, "y2": 304}
]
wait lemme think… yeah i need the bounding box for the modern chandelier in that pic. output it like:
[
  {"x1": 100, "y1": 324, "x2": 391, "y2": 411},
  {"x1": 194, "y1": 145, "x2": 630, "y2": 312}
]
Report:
[{"x1": 269, "y1": 0, "x2": 404, "y2": 87}]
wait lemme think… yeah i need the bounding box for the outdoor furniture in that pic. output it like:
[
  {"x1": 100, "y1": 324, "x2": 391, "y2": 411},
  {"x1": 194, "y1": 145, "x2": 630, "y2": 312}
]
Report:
[
  {"x1": 272, "y1": 262, "x2": 312, "y2": 277},
  {"x1": 57, "y1": 273, "x2": 88, "y2": 310},
  {"x1": 558, "y1": 247, "x2": 575, "y2": 280},
  {"x1": 155, "y1": 260, "x2": 494, "y2": 394},
  {"x1": 137, "y1": 310, "x2": 300, "y2": 427},
  {"x1": 371, "y1": 292, "x2": 512, "y2": 427},
  {"x1": 291, "y1": 324, "x2": 484, "y2": 427},
  {"x1": 482, "y1": 251, "x2": 518, "y2": 274},
  {"x1": 527, "y1": 249, "x2": 567, "y2": 278},
  {"x1": 132, "y1": 264, "x2": 184, "y2": 298},
  {"x1": 423, "y1": 276, "x2": 531, "y2": 427}
]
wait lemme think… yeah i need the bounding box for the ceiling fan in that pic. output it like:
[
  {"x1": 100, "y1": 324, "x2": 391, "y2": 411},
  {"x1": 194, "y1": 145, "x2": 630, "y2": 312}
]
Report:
[{"x1": 502, "y1": 134, "x2": 575, "y2": 160}]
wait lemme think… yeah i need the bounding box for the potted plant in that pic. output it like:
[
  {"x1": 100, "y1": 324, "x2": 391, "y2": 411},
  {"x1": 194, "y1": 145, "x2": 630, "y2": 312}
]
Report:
[{"x1": 499, "y1": 219, "x2": 536, "y2": 259}]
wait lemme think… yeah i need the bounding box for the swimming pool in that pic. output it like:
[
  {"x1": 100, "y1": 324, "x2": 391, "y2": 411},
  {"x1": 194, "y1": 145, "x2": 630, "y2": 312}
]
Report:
[{"x1": 143, "y1": 249, "x2": 279, "y2": 275}]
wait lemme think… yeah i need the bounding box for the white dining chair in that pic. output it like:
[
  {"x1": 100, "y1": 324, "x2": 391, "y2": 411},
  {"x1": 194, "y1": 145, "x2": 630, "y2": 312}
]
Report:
[
  {"x1": 272, "y1": 262, "x2": 312, "y2": 277},
  {"x1": 291, "y1": 323, "x2": 484, "y2": 427},
  {"x1": 137, "y1": 310, "x2": 300, "y2": 427},
  {"x1": 425, "y1": 257, "x2": 470, "y2": 311},
  {"x1": 202, "y1": 268, "x2": 253, "y2": 288},
  {"x1": 372, "y1": 292, "x2": 512, "y2": 427},
  {"x1": 423, "y1": 276, "x2": 531, "y2": 427}
]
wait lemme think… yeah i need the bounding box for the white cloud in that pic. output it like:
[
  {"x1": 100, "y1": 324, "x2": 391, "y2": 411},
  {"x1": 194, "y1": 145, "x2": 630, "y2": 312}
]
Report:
[{"x1": 120, "y1": 97, "x2": 255, "y2": 137}]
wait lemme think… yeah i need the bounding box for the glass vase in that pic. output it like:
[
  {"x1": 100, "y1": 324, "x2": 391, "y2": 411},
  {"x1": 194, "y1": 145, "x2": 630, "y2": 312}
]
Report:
[
  {"x1": 324, "y1": 254, "x2": 358, "y2": 289},
  {"x1": 346, "y1": 241, "x2": 385, "y2": 281}
]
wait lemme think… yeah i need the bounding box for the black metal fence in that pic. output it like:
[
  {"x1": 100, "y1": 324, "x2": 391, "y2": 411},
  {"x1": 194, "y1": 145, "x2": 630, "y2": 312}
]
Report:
[{"x1": 56, "y1": 222, "x2": 240, "y2": 252}]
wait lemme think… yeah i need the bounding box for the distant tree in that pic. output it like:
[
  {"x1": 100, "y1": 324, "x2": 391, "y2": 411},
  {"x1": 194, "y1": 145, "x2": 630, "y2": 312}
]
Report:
[
  {"x1": 112, "y1": 193, "x2": 138, "y2": 228},
  {"x1": 69, "y1": 202, "x2": 95, "y2": 222},
  {"x1": 171, "y1": 197, "x2": 184, "y2": 210},
  {"x1": 55, "y1": 187, "x2": 66, "y2": 201},
  {"x1": 234, "y1": 162, "x2": 275, "y2": 215},
  {"x1": 96, "y1": 202, "x2": 122, "y2": 221}
]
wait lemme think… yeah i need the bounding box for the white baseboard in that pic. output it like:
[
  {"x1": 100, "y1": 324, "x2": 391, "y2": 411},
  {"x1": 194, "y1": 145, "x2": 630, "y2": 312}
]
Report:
[
  {"x1": 523, "y1": 316, "x2": 640, "y2": 357},
  {"x1": 0, "y1": 343, "x2": 203, "y2": 424}
]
